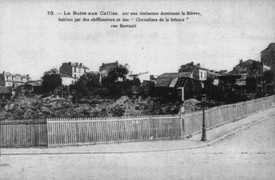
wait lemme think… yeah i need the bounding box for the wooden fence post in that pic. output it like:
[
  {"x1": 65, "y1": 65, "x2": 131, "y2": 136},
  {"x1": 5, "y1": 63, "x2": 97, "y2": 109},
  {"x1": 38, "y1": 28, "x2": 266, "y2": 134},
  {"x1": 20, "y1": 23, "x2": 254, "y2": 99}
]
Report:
[
  {"x1": 180, "y1": 114, "x2": 184, "y2": 138},
  {"x1": 46, "y1": 118, "x2": 49, "y2": 147}
]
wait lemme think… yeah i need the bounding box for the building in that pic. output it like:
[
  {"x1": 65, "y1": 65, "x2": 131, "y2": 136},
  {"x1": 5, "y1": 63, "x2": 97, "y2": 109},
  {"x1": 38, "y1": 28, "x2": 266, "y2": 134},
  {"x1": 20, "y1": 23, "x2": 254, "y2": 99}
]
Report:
[
  {"x1": 218, "y1": 59, "x2": 272, "y2": 97},
  {"x1": 178, "y1": 62, "x2": 207, "y2": 81},
  {"x1": 99, "y1": 61, "x2": 119, "y2": 73},
  {"x1": 261, "y1": 43, "x2": 275, "y2": 71},
  {"x1": 99, "y1": 61, "x2": 130, "y2": 82},
  {"x1": 128, "y1": 71, "x2": 148, "y2": 81},
  {"x1": 99, "y1": 61, "x2": 130, "y2": 74},
  {"x1": 229, "y1": 59, "x2": 265, "y2": 77},
  {"x1": 155, "y1": 72, "x2": 201, "y2": 101},
  {"x1": 59, "y1": 62, "x2": 90, "y2": 84},
  {"x1": 24, "y1": 80, "x2": 43, "y2": 94},
  {"x1": 0, "y1": 71, "x2": 29, "y2": 87},
  {"x1": 60, "y1": 75, "x2": 76, "y2": 86},
  {"x1": 155, "y1": 72, "x2": 193, "y2": 87}
]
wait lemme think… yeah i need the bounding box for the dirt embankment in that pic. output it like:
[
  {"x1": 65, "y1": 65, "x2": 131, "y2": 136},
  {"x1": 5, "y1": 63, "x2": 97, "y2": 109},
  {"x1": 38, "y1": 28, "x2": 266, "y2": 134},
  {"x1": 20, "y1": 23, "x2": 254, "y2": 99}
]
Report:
[{"x1": 0, "y1": 93, "x2": 222, "y2": 120}]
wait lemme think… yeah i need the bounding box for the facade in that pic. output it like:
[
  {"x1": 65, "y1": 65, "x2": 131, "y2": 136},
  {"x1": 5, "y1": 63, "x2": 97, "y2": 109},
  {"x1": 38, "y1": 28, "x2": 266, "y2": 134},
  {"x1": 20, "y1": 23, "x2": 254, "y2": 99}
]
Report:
[
  {"x1": 0, "y1": 71, "x2": 29, "y2": 87},
  {"x1": 60, "y1": 75, "x2": 76, "y2": 86},
  {"x1": 59, "y1": 62, "x2": 90, "y2": 83},
  {"x1": 261, "y1": 43, "x2": 275, "y2": 71},
  {"x1": 178, "y1": 62, "x2": 207, "y2": 81}
]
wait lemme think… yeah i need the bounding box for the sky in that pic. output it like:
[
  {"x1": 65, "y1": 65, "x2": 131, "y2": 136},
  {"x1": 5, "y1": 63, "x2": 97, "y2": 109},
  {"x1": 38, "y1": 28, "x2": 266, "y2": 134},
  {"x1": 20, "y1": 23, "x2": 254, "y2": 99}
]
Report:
[{"x1": 0, "y1": 0, "x2": 275, "y2": 81}]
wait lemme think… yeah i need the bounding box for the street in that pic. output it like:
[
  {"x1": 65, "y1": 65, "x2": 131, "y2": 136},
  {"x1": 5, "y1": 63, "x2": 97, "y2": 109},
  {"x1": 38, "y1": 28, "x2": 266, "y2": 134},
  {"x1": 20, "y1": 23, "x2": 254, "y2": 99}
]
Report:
[{"x1": 1, "y1": 115, "x2": 275, "y2": 180}]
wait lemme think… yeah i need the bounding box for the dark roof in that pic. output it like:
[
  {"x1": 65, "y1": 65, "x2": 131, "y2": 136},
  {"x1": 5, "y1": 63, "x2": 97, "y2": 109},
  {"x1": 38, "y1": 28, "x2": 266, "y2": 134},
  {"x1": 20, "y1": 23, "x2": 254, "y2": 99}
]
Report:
[
  {"x1": 173, "y1": 77, "x2": 189, "y2": 88},
  {"x1": 155, "y1": 72, "x2": 193, "y2": 87},
  {"x1": 0, "y1": 87, "x2": 12, "y2": 94}
]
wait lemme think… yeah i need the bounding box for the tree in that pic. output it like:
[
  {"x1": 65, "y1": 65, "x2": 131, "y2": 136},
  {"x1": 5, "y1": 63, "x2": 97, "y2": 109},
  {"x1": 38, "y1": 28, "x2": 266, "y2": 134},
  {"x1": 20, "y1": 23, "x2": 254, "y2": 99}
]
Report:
[
  {"x1": 101, "y1": 65, "x2": 129, "y2": 98},
  {"x1": 102, "y1": 65, "x2": 129, "y2": 84},
  {"x1": 42, "y1": 68, "x2": 62, "y2": 94},
  {"x1": 71, "y1": 72, "x2": 100, "y2": 98}
]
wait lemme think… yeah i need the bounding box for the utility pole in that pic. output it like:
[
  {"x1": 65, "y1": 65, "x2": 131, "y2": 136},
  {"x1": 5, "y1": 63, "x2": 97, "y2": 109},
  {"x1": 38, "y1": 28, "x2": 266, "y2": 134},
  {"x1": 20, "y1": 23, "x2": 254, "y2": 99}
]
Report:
[{"x1": 201, "y1": 94, "x2": 207, "y2": 141}]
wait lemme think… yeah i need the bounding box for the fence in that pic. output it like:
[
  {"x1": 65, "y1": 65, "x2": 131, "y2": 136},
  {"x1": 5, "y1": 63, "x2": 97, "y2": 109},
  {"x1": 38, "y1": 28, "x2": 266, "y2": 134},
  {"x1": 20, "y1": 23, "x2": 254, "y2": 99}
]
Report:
[
  {"x1": 47, "y1": 115, "x2": 182, "y2": 146},
  {"x1": 0, "y1": 119, "x2": 47, "y2": 147},
  {"x1": 1, "y1": 95, "x2": 274, "y2": 148}
]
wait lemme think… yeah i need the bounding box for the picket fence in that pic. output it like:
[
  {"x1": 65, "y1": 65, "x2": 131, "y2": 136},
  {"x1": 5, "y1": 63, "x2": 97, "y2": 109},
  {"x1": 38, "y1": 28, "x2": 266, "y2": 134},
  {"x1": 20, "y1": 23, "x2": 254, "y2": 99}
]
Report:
[{"x1": 0, "y1": 95, "x2": 274, "y2": 148}]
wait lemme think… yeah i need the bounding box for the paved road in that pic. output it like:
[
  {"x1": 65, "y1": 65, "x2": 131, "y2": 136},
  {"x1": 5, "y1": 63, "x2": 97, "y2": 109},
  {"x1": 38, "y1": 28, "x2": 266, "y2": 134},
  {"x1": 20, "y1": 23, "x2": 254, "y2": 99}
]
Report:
[{"x1": 1, "y1": 115, "x2": 275, "y2": 180}]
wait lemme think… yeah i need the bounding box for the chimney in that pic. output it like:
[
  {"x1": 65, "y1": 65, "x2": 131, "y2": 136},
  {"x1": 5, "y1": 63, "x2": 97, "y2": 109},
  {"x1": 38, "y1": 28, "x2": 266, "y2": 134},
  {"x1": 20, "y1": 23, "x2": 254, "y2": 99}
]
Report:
[
  {"x1": 197, "y1": 63, "x2": 200, "y2": 66},
  {"x1": 80, "y1": 63, "x2": 82, "y2": 67},
  {"x1": 150, "y1": 75, "x2": 154, "y2": 81},
  {"x1": 239, "y1": 59, "x2": 243, "y2": 64},
  {"x1": 76, "y1": 63, "x2": 78, "y2": 66},
  {"x1": 3, "y1": 71, "x2": 5, "y2": 75},
  {"x1": 191, "y1": 62, "x2": 194, "y2": 66}
]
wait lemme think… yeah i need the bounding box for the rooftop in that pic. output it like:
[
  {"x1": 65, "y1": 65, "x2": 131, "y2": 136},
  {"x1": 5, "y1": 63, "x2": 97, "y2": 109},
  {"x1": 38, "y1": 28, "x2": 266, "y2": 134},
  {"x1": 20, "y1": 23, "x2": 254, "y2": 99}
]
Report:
[
  {"x1": 3, "y1": 72, "x2": 29, "y2": 78},
  {"x1": 155, "y1": 72, "x2": 193, "y2": 87},
  {"x1": 63, "y1": 62, "x2": 90, "y2": 69}
]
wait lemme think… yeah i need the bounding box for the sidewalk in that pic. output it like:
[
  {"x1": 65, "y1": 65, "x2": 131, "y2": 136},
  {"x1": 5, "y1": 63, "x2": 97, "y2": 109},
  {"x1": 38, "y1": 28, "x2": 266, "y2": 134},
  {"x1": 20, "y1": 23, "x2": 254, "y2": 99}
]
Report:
[{"x1": 1, "y1": 107, "x2": 275, "y2": 155}]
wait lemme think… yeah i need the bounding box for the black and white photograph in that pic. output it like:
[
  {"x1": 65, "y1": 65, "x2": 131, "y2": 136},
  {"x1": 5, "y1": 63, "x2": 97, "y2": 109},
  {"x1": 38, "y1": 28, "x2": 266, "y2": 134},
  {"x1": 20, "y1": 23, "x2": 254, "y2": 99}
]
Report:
[{"x1": 1, "y1": 0, "x2": 275, "y2": 179}]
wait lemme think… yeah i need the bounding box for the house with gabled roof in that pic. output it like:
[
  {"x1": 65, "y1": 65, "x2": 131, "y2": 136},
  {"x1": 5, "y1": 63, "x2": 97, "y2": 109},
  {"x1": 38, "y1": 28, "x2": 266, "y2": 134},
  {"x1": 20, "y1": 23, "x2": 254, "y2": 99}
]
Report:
[
  {"x1": 155, "y1": 72, "x2": 193, "y2": 87},
  {"x1": 59, "y1": 62, "x2": 90, "y2": 82},
  {"x1": 178, "y1": 62, "x2": 207, "y2": 81},
  {"x1": 0, "y1": 71, "x2": 30, "y2": 88},
  {"x1": 155, "y1": 72, "x2": 202, "y2": 101}
]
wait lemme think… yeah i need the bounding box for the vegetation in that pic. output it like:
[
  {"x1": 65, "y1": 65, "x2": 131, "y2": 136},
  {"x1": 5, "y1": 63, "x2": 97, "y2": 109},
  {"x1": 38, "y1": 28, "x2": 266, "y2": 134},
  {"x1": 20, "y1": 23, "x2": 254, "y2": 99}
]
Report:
[
  {"x1": 42, "y1": 68, "x2": 62, "y2": 94},
  {"x1": 70, "y1": 64, "x2": 141, "y2": 102}
]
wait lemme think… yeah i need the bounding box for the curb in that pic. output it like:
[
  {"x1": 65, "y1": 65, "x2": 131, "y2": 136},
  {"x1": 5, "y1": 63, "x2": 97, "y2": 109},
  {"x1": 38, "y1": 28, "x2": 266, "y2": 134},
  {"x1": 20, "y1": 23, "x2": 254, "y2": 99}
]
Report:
[{"x1": 1, "y1": 111, "x2": 275, "y2": 155}]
